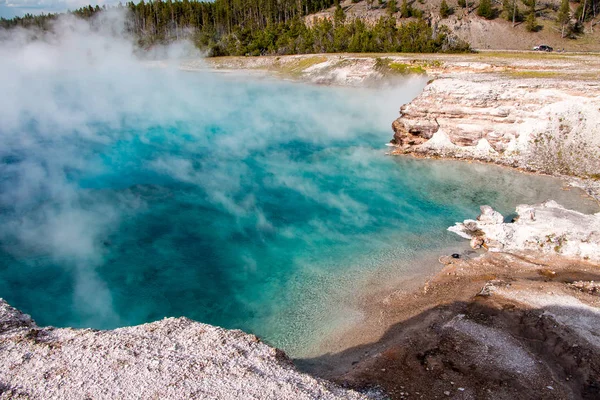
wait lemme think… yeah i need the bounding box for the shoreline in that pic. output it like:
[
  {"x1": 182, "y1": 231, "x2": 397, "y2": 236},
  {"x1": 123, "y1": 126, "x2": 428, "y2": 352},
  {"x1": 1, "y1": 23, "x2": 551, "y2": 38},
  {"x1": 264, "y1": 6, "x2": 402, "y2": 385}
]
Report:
[
  {"x1": 192, "y1": 53, "x2": 600, "y2": 202},
  {"x1": 391, "y1": 151, "x2": 600, "y2": 206},
  {"x1": 301, "y1": 240, "x2": 474, "y2": 358},
  {"x1": 2, "y1": 52, "x2": 599, "y2": 399},
  {"x1": 198, "y1": 53, "x2": 600, "y2": 397},
  {"x1": 298, "y1": 249, "x2": 600, "y2": 399},
  {"x1": 297, "y1": 202, "x2": 600, "y2": 398},
  {"x1": 388, "y1": 76, "x2": 600, "y2": 204},
  {"x1": 298, "y1": 162, "x2": 599, "y2": 359}
]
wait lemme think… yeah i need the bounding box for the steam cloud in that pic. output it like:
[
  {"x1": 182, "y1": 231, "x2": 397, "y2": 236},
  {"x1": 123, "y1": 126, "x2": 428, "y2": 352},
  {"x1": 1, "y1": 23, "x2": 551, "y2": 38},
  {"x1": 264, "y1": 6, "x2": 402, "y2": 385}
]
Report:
[{"x1": 0, "y1": 11, "x2": 426, "y2": 328}]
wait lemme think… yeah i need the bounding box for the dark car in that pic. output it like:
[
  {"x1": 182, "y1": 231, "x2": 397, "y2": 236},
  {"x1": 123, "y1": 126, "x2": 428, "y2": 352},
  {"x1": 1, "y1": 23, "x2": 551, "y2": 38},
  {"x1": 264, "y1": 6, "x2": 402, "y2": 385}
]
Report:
[{"x1": 533, "y1": 45, "x2": 553, "y2": 52}]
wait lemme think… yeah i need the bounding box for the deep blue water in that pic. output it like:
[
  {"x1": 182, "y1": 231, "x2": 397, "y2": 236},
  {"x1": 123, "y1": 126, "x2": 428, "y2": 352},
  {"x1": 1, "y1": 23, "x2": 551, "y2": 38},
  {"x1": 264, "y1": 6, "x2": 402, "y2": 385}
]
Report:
[{"x1": 0, "y1": 69, "x2": 596, "y2": 356}]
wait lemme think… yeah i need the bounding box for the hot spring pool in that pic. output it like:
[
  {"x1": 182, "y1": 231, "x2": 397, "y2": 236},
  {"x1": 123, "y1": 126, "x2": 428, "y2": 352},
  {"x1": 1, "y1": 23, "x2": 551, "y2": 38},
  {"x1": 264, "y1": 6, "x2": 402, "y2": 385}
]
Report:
[{"x1": 0, "y1": 65, "x2": 596, "y2": 357}]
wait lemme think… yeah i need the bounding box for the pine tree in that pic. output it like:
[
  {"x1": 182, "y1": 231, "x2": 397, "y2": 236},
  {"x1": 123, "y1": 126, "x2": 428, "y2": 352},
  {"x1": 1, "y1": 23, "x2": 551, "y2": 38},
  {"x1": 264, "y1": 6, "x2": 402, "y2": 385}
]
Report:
[
  {"x1": 503, "y1": 0, "x2": 520, "y2": 23},
  {"x1": 477, "y1": 0, "x2": 495, "y2": 18},
  {"x1": 401, "y1": 0, "x2": 412, "y2": 17},
  {"x1": 557, "y1": 0, "x2": 571, "y2": 37},
  {"x1": 334, "y1": 3, "x2": 346, "y2": 24},
  {"x1": 525, "y1": 0, "x2": 537, "y2": 31},
  {"x1": 575, "y1": 0, "x2": 593, "y2": 23},
  {"x1": 387, "y1": 0, "x2": 398, "y2": 15},
  {"x1": 440, "y1": 0, "x2": 451, "y2": 17},
  {"x1": 525, "y1": 11, "x2": 536, "y2": 30}
]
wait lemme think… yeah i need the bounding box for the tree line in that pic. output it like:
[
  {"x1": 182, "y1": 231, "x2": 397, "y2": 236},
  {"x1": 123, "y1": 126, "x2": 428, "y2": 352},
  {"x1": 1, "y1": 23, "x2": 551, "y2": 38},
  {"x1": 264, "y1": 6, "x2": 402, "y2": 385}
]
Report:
[{"x1": 0, "y1": 0, "x2": 471, "y2": 55}]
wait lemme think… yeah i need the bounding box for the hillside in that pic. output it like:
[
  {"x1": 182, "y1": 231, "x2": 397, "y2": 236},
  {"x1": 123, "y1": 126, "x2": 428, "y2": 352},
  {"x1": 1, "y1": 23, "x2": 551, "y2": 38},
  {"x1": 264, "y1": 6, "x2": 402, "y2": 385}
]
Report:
[
  {"x1": 307, "y1": 0, "x2": 600, "y2": 51},
  {"x1": 2, "y1": 0, "x2": 599, "y2": 53}
]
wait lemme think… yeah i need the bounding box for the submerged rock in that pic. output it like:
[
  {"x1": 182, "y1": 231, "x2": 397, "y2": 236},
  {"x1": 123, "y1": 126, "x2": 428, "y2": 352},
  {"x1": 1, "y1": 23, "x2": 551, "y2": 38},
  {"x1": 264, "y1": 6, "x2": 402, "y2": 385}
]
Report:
[
  {"x1": 449, "y1": 201, "x2": 600, "y2": 261},
  {"x1": 0, "y1": 299, "x2": 367, "y2": 400}
]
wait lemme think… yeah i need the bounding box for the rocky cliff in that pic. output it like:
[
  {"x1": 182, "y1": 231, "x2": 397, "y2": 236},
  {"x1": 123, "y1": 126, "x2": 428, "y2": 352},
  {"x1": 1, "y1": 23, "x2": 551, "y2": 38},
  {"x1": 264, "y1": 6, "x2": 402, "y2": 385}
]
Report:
[
  {"x1": 391, "y1": 77, "x2": 600, "y2": 191},
  {"x1": 0, "y1": 299, "x2": 368, "y2": 400}
]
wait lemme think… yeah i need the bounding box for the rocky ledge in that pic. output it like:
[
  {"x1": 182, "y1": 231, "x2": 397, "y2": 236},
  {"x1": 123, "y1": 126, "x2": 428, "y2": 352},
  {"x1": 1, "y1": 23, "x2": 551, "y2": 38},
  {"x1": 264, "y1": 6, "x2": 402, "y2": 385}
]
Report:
[
  {"x1": 0, "y1": 300, "x2": 367, "y2": 400},
  {"x1": 449, "y1": 201, "x2": 600, "y2": 262},
  {"x1": 391, "y1": 77, "x2": 600, "y2": 198}
]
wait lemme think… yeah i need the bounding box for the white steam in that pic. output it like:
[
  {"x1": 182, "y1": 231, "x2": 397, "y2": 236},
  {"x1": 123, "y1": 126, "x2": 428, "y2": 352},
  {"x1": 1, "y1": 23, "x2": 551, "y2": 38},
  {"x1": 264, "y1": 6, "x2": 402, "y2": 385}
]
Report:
[{"x1": 0, "y1": 11, "x2": 426, "y2": 327}]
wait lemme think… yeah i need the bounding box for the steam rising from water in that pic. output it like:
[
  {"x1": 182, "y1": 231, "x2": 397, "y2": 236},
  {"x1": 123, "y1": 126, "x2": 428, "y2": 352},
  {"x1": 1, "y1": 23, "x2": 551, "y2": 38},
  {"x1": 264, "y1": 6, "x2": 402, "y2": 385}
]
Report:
[{"x1": 1, "y1": 13, "x2": 595, "y2": 356}]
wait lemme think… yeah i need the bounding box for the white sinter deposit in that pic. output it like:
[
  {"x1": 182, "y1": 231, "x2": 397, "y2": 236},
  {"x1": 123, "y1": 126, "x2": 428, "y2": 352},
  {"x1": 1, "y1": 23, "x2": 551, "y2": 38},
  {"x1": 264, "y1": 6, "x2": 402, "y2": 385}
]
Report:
[
  {"x1": 449, "y1": 201, "x2": 600, "y2": 261},
  {"x1": 391, "y1": 77, "x2": 600, "y2": 179},
  {"x1": 0, "y1": 299, "x2": 368, "y2": 400}
]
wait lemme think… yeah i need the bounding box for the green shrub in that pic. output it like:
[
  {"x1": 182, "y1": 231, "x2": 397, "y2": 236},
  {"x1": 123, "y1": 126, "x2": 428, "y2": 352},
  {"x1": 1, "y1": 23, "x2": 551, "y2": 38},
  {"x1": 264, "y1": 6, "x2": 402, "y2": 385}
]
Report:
[
  {"x1": 400, "y1": 0, "x2": 413, "y2": 17},
  {"x1": 440, "y1": 0, "x2": 452, "y2": 17},
  {"x1": 477, "y1": 0, "x2": 497, "y2": 19},
  {"x1": 525, "y1": 3, "x2": 539, "y2": 32}
]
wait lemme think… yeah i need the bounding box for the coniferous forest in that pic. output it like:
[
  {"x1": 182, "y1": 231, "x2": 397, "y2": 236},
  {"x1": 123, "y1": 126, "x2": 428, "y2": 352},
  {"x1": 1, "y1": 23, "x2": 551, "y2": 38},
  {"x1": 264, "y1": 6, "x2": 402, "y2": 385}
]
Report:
[{"x1": 0, "y1": 0, "x2": 471, "y2": 55}]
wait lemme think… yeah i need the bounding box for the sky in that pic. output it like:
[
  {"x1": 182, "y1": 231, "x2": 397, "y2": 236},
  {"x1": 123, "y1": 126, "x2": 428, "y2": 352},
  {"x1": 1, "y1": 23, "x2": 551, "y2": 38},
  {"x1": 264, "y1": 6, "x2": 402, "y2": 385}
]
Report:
[{"x1": 0, "y1": 0, "x2": 120, "y2": 18}]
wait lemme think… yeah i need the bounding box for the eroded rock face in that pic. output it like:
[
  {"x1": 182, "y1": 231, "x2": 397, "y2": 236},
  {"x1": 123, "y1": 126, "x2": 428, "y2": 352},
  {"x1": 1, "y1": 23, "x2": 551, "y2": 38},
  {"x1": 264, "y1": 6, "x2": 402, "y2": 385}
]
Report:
[
  {"x1": 391, "y1": 77, "x2": 600, "y2": 177},
  {"x1": 449, "y1": 201, "x2": 600, "y2": 261},
  {"x1": 0, "y1": 299, "x2": 368, "y2": 400}
]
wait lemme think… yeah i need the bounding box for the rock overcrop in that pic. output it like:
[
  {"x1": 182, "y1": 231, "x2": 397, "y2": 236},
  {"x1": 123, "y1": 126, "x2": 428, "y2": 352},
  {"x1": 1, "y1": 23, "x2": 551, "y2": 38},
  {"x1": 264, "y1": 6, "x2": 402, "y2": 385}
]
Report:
[
  {"x1": 391, "y1": 77, "x2": 600, "y2": 180},
  {"x1": 0, "y1": 299, "x2": 368, "y2": 400},
  {"x1": 449, "y1": 201, "x2": 600, "y2": 261}
]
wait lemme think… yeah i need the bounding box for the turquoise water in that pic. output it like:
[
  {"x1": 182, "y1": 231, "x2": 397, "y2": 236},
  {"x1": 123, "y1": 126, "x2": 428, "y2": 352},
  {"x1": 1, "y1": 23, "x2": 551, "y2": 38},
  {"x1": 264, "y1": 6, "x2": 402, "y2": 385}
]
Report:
[{"x1": 0, "y1": 68, "x2": 596, "y2": 356}]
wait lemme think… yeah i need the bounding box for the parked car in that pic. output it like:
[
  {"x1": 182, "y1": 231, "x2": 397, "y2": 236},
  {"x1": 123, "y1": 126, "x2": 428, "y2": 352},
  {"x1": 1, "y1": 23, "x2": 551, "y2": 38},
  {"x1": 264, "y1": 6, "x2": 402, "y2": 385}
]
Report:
[{"x1": 533, "y1": 45, "x2": 553, "y2": 52}]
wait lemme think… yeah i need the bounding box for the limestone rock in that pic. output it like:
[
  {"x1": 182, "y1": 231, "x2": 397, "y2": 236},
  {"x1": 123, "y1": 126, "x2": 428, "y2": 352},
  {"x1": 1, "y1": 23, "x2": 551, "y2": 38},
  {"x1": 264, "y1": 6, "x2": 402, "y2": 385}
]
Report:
[
  {"x1": 464, "y1": 219, "x2": 479, "y2": 232},
  {"x1": 470, "y1": 236, "x2": 485, "y2": 249}
]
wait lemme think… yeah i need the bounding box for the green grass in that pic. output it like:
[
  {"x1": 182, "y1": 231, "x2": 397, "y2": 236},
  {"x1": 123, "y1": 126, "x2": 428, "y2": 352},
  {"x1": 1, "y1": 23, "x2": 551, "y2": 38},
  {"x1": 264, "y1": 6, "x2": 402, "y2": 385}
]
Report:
[
  {"x1": 209, "y1": 53, "x2": 600, "y2": 80},
  {"x1": 375, "y1": 58, "x2": 428, "y2": 75},
  {"x1": 505, "y1": 70, "x2": 562, "y2": 78},
  {"x1": 275, "y1": 56, "x2": 328, "y2": 76},
  {"x1": 477, "y1": 51, "x2": 572, "y2": 60},
  {"x1": 502, "y1": 69, "x2": 600, "y2": 79},
  {"x1": 388, "y1": 62, "x2": 427, "y2": 74}
]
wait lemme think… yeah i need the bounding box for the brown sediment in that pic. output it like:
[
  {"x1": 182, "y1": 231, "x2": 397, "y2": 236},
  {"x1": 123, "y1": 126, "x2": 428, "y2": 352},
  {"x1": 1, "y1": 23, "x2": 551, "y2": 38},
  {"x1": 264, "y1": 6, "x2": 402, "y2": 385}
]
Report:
[{"x1": 298, "y1": 251, "x2": 600, "y2": 399}]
